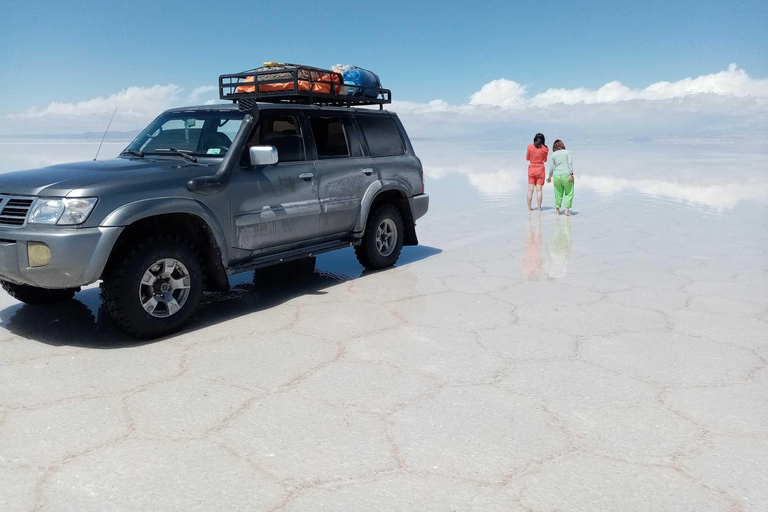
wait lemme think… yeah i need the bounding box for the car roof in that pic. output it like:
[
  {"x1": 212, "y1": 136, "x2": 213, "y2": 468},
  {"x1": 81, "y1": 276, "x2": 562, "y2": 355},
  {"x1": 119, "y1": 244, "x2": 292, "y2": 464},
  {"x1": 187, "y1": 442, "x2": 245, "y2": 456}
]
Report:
[{"x1": 164, "y1": 103, "x2": 397, "y2": 115}]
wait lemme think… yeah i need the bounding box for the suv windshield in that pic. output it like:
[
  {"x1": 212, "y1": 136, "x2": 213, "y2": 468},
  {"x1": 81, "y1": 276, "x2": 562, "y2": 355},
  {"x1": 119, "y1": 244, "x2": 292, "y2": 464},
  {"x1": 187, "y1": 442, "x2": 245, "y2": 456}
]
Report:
[{"x1": 125, "y1": 110, "x2": 245, "y2": 157}]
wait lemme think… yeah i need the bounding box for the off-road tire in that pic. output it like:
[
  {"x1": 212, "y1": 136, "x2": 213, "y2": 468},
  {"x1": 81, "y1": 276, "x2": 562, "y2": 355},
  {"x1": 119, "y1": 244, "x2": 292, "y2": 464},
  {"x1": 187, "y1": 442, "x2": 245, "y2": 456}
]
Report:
[
  {"x1": 100, "y1": 235, "x2": 203, "y2": 339},
  {"x1": 355, "y1": 203, "x2": 404, "y2": 270},
  {"x1": 1, "y1": 281, "x2": 79, "y2": 305}
]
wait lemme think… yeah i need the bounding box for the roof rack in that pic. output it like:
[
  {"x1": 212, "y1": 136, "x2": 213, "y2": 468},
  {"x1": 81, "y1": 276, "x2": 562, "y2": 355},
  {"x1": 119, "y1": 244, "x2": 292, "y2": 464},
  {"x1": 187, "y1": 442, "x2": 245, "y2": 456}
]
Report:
[{"x1": 219, "y1": 63, "x2": 392, "y2": 111}]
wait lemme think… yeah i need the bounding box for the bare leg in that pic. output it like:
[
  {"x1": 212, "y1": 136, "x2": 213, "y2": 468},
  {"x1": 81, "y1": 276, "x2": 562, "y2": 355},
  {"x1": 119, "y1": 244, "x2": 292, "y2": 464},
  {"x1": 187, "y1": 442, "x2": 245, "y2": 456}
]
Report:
[
  {"x1": 527, "y1": 184, "x2": 534, "y2": 210},
  {"x1": 536, "y1": 185, "x2": 543, "y2": 211},
  {"x1": 565, "y1": 208, "x2": 571, "y2": 216},
  {"x1": 556, "y1": 208, "x2": 560, "y2": 215}
]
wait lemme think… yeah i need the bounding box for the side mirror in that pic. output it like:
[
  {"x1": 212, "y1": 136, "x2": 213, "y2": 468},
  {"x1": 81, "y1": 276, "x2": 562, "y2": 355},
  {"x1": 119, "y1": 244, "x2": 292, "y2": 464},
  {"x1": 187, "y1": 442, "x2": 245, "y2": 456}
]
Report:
[{"x1": 249, "y1": 146, "x2": 278, "y2": 166}]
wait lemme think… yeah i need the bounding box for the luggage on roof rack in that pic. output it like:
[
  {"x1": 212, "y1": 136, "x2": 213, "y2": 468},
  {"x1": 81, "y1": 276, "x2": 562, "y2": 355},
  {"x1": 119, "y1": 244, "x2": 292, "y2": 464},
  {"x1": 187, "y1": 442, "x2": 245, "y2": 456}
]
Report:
[{"x1": 219, "y1": 63, "x2": 392, "y2": 110}]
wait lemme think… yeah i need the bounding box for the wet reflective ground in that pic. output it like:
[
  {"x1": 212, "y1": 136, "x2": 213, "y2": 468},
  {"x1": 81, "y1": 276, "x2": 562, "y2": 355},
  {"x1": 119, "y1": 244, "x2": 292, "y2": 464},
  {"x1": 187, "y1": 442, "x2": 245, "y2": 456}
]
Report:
[{"x1": 1, "y1": 140, "x2": 768, "y2": 511}]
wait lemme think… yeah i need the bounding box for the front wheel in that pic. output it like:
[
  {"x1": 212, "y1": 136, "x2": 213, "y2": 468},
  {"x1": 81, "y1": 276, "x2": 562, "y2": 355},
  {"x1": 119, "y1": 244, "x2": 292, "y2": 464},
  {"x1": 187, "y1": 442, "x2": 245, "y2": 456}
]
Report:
[
  {"x1": 100, "y1": 235, "x2": 203, "y2": 339},
  {"x1": 355, "y1": 203, "x2": 404, "y2": 270},
  {"x1": 1, "y1": 281, "x2": 79, "y2": 305}
]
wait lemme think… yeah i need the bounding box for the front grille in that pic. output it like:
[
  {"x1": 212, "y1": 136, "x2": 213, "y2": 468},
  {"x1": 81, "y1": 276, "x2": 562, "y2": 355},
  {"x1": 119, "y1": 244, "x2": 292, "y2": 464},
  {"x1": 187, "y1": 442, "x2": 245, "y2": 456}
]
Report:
[{"x1": 0, "y1": 197, "x2": 35, "y2": 226}]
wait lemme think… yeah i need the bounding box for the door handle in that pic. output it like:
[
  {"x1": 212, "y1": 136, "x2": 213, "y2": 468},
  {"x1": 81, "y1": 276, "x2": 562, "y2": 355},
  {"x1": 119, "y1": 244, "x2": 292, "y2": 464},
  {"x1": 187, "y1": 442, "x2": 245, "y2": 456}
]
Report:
[
  {"x1": 299, "y1": 172, "x2": 314, "y2": 181},
  {"x1": 361, "y1": 168, "x2": 374, "y2": 176}
]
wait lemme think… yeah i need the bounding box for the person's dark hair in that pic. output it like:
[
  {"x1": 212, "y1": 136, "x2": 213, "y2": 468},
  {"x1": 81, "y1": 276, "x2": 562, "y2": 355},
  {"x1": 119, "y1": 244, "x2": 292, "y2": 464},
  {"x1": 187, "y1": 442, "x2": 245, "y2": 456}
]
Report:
[
  {"x1": 553, "y1": 139, "x2": 565, "y2": 151},
  {"x1": 533, "y1": 133, "x2": 546, "y2": 149}
]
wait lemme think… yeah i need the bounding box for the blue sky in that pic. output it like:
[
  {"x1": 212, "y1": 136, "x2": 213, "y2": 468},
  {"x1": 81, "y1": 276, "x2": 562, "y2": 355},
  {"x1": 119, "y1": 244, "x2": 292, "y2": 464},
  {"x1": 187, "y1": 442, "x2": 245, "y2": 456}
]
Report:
[
  {"x1": 0, "y1": 0, "x2": 766, "y2": 138},
  {"x1": 1, "y1": 0, "x2": 766, "y2": 110}
]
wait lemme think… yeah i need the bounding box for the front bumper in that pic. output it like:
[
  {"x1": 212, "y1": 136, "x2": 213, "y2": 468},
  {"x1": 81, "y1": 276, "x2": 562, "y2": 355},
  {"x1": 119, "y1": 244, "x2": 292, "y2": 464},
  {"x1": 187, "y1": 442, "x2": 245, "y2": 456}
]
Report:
[
  {"x1": 410, "y1": 193, "x2": 429, "y2": 221},
  {"x1": 0, "y1": 226, "x2": 123, "y2": 289}
]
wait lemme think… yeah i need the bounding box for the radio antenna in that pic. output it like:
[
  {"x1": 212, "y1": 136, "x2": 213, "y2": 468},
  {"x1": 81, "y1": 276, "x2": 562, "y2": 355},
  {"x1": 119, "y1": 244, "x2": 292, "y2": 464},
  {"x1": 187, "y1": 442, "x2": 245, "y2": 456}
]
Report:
[{"x1": 93, "y1": 107, "x2": 118, "y2": 161}]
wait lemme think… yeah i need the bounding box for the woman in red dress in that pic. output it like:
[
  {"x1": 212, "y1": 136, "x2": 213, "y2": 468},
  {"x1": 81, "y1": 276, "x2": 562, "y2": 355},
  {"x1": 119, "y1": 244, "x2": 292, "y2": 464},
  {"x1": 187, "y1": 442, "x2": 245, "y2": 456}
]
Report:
[{"x1": 526, "y1": 133, "x2": 548, "y2": 211}]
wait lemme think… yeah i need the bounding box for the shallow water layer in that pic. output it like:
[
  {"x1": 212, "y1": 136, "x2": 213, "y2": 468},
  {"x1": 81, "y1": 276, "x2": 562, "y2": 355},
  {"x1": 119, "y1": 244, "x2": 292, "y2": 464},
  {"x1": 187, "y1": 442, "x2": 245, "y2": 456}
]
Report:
[{"x1": 1, "y1": 139, "x2": 767, "y2": 511}]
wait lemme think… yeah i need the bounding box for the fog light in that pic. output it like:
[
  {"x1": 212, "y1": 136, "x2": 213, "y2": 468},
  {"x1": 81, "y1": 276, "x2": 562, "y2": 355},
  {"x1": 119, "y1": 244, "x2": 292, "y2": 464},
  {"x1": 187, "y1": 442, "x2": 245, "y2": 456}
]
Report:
[{"x1": 27, "y1": 242, "x2": 52, "y2": 267}]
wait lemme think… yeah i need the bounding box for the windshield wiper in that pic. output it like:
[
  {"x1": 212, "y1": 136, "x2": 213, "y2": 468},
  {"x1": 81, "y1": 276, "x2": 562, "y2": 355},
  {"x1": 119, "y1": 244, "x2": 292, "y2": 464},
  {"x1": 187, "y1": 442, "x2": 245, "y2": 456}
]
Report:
[
  {"x1": 120, "y1": 149, "x2": 144, "y2": 158},
  {"x1": 156, "y1": 148, "x2": 198, "y2": 163}
]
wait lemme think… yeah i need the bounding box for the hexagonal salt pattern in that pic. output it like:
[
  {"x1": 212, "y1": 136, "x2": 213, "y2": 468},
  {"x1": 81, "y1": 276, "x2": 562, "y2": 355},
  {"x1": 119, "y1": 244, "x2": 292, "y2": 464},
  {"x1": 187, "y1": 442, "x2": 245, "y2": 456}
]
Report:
[
  {"x1": 295, "y1": 360, "x2": 440, "y2": 414},
  {"x1": 680, "y1": 436, "x2": 768, "y2": 511},
  {"x1": 283, "y1": 473, "x2": 524, "y2": 512},
  {"x1": 2, "y1": 167, "x2": 767, "y2": 510},
  {"x1": 391, "y1": 386, "x2": 571, "y2": 482},
  {"x1": 125, "y1": 376, "x2": 253, "y2": 438},
  {"x1": 222, "y1": 393, "x2": 395, "y2": 484},
  {"x1": 345, "y1": 325, "x2": 506, "y2": 384},
  {"x1": 0, "y1": 396, "x2": 126, "y2": 466},
  {"x1": 511, "y1": 455, "x2": 736, "y2": 512},
  {"x1": 38, "y1": 439, "x2": 285, "y2": 512},
  {"x1": 186, "y1": 331, "x2": 339, "y2": 391},
  {"x1": 500, "y1": 360, "x2": 705, "y2": 464},
  {"x1": 581, "y1": 332, "x2": 761, "y2": 387}
]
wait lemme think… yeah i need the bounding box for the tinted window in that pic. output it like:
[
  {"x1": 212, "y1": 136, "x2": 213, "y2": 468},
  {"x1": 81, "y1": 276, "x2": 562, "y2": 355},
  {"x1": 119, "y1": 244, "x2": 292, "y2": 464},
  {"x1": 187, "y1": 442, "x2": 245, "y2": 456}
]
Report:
[
  {"x1": 341, "y1": 118, "x2": 364, "y2": 158},
  {"x1": 247, "y1": 116, "x2": 304, "y2": 162},
  {"x1": 357, "y1": 116, "x2": 405, "y2": 157},
  {"x1": 309, "y1": 117, "x2": 349, "y2": 159}
]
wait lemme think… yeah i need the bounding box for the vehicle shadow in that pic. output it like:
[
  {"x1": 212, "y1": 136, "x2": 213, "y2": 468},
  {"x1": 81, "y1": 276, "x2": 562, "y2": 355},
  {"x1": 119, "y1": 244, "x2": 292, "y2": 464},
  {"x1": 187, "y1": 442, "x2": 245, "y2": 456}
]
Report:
[{"x1": 0, "y1": 245, "x2": 442, "y2": 349}]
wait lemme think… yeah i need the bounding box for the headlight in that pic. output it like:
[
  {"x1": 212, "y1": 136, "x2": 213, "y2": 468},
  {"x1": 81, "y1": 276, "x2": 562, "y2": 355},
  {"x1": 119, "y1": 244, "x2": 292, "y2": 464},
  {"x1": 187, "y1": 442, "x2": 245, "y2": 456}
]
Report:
[
  {"x1": 28, "y1": 199, "x2": 64, "y2": 224},
  {"x1": 29, "y1": 197, "x2": 98, "y2": 225}
]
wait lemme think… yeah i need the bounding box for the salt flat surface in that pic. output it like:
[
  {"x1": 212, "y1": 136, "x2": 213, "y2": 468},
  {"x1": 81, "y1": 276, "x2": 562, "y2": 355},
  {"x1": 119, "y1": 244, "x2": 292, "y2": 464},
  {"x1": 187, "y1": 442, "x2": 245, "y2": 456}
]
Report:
[{"x1": 1, "y1": 140, "x2": 767, "y2": 511}]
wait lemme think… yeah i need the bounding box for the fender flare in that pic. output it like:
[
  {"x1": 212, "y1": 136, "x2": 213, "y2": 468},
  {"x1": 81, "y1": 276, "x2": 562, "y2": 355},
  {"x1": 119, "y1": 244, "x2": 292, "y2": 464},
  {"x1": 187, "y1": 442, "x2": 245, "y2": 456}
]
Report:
[
  {"x1": 353, "y1": 181, "x2": 383, "y2": 232},
  {"x1": 354, "y1": 180, "x2": 414, "y2": 234},
  {"x1": 101, "y1": 197, "x2": 229, "y2": 265}
]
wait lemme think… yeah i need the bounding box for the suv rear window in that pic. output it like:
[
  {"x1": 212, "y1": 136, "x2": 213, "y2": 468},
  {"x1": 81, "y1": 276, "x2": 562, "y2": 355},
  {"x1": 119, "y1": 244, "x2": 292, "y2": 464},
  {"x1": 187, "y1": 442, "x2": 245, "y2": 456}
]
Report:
[
  {"x1": 309, "y1": 117, "x2": 349, "y2": 159},
  {"x1": 357, "y1": 116, "x2": 405, "y2": 157}
]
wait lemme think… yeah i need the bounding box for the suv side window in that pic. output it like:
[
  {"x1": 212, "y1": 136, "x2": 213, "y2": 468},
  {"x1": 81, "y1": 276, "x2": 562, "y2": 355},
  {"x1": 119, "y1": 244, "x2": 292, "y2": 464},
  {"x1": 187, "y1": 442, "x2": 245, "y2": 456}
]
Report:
[
  {"x1": 308, "y1": 117, "x2": 350, "y2": 159},
  {"x1": 246, "y1": 115, "x2": 304, "y2": 163},
  {"x1": 357, "y1": 116, "x2": 405, "y2": 158},
  {"x1": 342, "y1": 117, "x2": 365, "y2": 158}
]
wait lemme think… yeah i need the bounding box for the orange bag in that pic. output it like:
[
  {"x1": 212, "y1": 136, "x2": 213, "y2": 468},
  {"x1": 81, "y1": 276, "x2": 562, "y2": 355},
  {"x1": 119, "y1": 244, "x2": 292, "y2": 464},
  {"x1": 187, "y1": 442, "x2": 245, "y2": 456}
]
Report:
[{"x1": 237, "y1": 73, "x2": 342, "y2": 94}]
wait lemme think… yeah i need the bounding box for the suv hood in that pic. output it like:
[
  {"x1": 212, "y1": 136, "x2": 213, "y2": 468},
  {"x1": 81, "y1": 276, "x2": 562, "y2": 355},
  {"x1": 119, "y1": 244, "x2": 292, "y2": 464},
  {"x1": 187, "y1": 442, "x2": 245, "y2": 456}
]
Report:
[{"x1": 0, "y1": 158, "x2": 207, "y2": 196}]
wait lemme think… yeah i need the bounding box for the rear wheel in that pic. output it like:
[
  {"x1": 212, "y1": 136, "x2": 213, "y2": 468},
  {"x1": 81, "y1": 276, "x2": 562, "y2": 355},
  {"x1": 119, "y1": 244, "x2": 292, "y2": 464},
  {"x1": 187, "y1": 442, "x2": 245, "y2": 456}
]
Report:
[
  {"x1": 355, "y1": 203, "x2": 404, "y2": 270},
  {"x1": 100, "y1": 235, "x2": 203, "y2": 339},
  {"x1": 1, "y1": 281, "x2": 79, "y2": 305}
]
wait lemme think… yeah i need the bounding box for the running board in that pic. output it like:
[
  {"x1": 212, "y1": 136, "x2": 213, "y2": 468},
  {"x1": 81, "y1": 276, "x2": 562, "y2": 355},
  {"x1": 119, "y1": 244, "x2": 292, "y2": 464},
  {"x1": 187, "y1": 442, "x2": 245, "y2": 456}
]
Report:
[{"x1": 228, "y1": 240, "x2": 359, "y2": 274}]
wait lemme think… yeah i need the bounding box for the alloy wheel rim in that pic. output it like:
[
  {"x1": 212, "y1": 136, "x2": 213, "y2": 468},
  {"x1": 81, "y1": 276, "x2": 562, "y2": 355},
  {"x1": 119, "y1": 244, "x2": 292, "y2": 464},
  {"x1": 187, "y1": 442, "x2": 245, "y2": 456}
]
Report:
[
  {"x1": 375, "y1": 218, "x2": 397, "y2": 257},
  {"x1": 138, "y1": 258, "x2": 191, "y2": 318}
]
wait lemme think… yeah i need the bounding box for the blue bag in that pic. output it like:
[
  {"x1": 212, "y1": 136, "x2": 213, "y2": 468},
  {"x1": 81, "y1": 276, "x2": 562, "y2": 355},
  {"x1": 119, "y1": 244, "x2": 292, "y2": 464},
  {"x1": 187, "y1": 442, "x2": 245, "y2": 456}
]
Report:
[{"x1": 341, "y1": 68, "x2": 382, "y2": 98}]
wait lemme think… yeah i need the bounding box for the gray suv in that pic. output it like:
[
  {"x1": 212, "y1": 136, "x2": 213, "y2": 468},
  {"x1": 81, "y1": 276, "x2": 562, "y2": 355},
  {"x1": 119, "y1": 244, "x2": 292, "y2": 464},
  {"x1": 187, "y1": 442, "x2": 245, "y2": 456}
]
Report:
[{"x1": 0, "y1": 102, "x2": 428, "y2": 338}]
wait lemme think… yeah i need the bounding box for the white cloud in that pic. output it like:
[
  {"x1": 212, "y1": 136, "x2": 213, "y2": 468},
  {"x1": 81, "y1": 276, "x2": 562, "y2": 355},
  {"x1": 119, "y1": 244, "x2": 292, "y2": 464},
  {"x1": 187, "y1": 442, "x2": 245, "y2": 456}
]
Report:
[
  {"x1": 189, "y1": 85, "x2": 218, "y2": 103},
  {"x1": 466, "y1": 170, "x2": 520, "y2": 197},
  {"x1": 3, "y1": 65, "x2": 767, "y2": 142},
  {"x1": 2, "y1": 83, "x2": 225, "y2": 134},
  {"x1": 528, "y1": 64, "x2": 768, "y2": 107},
  {"x1": 469, "y1": 79, "x2": 527, "y2": 108},
  {"x1": 578, "y1": 175, "x2": 768, "y2": 211},
  {"x1": 13, "y1": 85, "x2": 183, "y2": 119},
  {"x1": 415, "y1": 141, "x2": 768, "y2": 211},
  {"x1": 397, "y1": 64, "x2": 768, "y2": 113}
]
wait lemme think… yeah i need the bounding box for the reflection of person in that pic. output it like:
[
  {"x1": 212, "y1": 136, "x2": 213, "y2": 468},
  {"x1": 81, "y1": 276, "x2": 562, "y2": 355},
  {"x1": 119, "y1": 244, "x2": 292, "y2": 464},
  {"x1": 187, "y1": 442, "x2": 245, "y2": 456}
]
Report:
[
  {"x1": 546, "y1": 139, "x2": 574, "y2": 216},
  {"x1": 526, "y1": 133, "x2": 548, "y2": 211},
  {"x1": 523, "y1": 212, "x2": 543, "y2": 280},
  {"x1": 547, "y1": 217, "x2": 572, "y2": 278}
]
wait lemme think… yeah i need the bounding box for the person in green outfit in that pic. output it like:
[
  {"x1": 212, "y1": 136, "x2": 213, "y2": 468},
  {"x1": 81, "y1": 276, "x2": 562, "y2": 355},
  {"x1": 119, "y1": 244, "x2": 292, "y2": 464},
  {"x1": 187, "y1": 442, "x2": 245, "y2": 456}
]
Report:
[{"x1": 546, "y1": 139, "x2": 574, "y2": 216}]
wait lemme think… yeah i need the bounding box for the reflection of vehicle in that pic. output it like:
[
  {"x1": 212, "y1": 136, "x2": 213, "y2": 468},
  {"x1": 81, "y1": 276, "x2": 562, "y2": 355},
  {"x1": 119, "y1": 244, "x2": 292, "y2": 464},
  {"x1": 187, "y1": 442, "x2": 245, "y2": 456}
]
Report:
[{"x1": 0, "y1": 72, "x2": 428, "y2": 338}]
